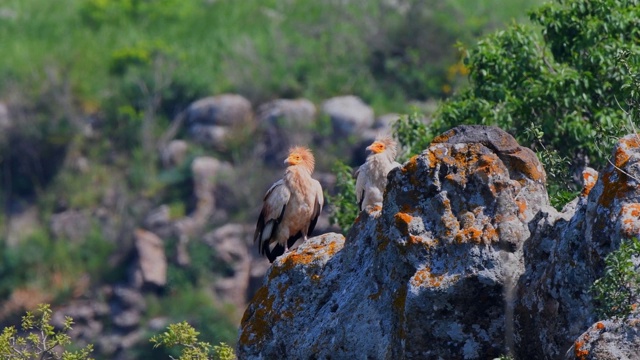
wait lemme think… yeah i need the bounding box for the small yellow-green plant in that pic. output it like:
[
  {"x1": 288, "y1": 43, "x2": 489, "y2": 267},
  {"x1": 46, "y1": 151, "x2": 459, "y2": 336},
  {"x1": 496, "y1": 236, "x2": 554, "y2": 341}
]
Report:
[
  {"x1": 0, "y1": 304, "x2": 93, "y2": 360},
  {"x1": 150, "y1": 321, "x2": 235, "y2": 360}
]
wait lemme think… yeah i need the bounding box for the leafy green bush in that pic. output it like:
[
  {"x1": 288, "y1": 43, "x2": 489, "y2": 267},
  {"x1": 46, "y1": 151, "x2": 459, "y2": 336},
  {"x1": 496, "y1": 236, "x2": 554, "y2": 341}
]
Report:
[
  {"x1": 0, "y1": 227, "x2": 115, "y2": 300},
  {"x1": 392, "y1": 111, "x2": 432, "y2": 163},
  {"x1": 0, "y1": 304, "x2": 93, "y2": 360},
  {"x1": 434, "y1": 0, "x2": 640, "y2": 187},
  {"x1": 592, "y1": 237, "x2": 640, "y2": 319},
  {"x1": 150, "y1": 321, "x2": 236, "y2": 360},
  {"x1": 327, "y1": 161, "x2": 359, "y2": 233},
  {"x1": 0, "y1": 305, "x2": 235, "y2": 360}
]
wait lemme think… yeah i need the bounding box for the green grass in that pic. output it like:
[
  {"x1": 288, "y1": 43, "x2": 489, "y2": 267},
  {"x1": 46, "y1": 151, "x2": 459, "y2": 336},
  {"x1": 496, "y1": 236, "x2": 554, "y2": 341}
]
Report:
[{"x1": 0, "y1": 0, "x2": 544, "y2": 113}]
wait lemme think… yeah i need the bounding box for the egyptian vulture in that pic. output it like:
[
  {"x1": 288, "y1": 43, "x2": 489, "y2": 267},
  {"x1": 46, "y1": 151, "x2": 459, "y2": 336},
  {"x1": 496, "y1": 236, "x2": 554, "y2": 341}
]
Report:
[
  {"x1": 254, "y1": 146, "x2": 324, "y2": 262},
  {"x1": 355, "y1": 137, "x2": 401, "y2": 211}
]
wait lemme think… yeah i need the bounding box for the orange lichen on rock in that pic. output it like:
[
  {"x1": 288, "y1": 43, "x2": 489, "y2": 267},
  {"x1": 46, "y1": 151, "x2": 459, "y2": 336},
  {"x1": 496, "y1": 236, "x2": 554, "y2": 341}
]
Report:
[
  {"x1": 239, "y1": 286, "x2": 276, "y2": 346},
  {"x1": 431, "y1": 128, "x2": 457, "y2": 143},
  {"x1": 620, "y1": 203, "x2": 640, "y2": 238},
  {"x1": 516, "y1": 198, "x2": 527, "y2": 218},
  {"x1": 598, "y1": 169, "x2": 631, "y2": 207},
  {"x1": 574, "y1": 339, "x2": 589, "y2": 360},
  {"x1": 482, "y1": 223, "x2": 499, "y2": 243},
  {"x1": 474, "y1": 154, "x2": 501, "y2": 182},
  {"x1": 395, "y1": 212, "x2": 413, "y2": 235},
  {"x1": 408, "y1": 235, "x2": 421, "y2": 246},
  {"x1": 581, "y1": 169, "x2": 598, "y2": 197},
  {"x1": 595, "y1": 322, "x2": 605, "y2": 330},
  {"x1": 410, "y1": 267, "x2": 446, "y2": 288},
  {"x1": 455, "y1": 227, "x2": 483, "y2": 244},
  {"x1": 370, "y1": 205, "x2": 382, "y2": 213},
  {"x1": 506, "y1": 149, "x2": 546, "y2": 182},
  {"x1": 269, "y1": 238, "x2": 340, "y2": 279},
  {"x1": 402, "y1": 155, "x2": 419, "y2": 173},
  {"x1": 440, "y1": 208, "x2": 460, "y2": 239},
  {"x1": 614, "y1": 136, "x2": 640, "y2": 168}
]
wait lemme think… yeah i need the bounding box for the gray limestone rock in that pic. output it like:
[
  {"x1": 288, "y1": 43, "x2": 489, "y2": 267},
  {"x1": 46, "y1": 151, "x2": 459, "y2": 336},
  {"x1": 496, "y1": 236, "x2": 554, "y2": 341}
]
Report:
[
  {"x1": 514, "y1": 135, "x2": 640, "y2": 359},
  {"x1": 321, "y1": 95, "x2": 375, "y2": 137},
  {"x1": 133, "y1": 229, "x2": 167, "y2": 288},
  {"x1": 238, "y1": 125, "x2": 548, "y2": 359},
  {"x1": 186, "y1": 94, "x2": 253, "y2": 126}
]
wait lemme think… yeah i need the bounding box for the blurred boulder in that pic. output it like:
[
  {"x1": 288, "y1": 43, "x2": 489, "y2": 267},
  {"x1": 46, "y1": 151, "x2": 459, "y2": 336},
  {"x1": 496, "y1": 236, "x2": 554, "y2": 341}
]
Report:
[
  {"x1": 52, "y1": 300, "x2": 110, "y2": 346},
  {"x1": 161, "y1": 139, "x2": 188, "y2": 168},
  {"x1": 50, "y1": 210, "x2": 91, "y2": 243},
  {"x1": 191, "y1": 156, "x2": 233, "y2": 225},
  {"x1": 258, "y1": 98, "x2": 317, "y2": 164},
  {"x1": 374, "y1": 113, "x2": 400, "y2": 135},
  {"x1": 203, "y1": 223, "x2": 270, "y2": 310},
  {"x1": 0, "y1": 102, "x2": 10, "y2": 131},
  {"x1": 258, "y1": 98, "x2": 316, "y2": 128},
  {"x1": 321, "y1": 95, "x2": 374, "y2": 137},
  {"x1": 133, "y1": 229, "x2": 167, "y2": 289},
  {"x1": 188, "y1": 124, "x2": 230, "y2": 149},
  {"x1": 185, "y1": 94, "x2": 254, "y2": 149},
  {"x1": 143, "y1": 205, "x2": 172, "y2": 237},
  {"x1": 186, "y1": 94, "x2": 253, "y2": 126}
]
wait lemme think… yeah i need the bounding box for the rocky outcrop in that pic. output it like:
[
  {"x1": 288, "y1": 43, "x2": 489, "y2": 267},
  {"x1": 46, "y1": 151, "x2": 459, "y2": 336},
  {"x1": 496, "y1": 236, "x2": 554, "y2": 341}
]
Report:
[
  {"x1": 186, "y1": 94, "x2": 253, "y2": 126},
  {"x1": 132, "y1": 228, "x2": 167, "y2": 289},
  {"x1": 321, "y1": 95, "x2": 375, "y2": 137},
  {"x1": 238, "y1": 128, "x2": 640, "y2": 359},
  {"x1": 514, "y1": 135, "x2": 640, "y2": 359},
  {"x1": 565, "y1": 319, "x2": 640, "y2": 360},
  {"x1": 238, "y1": 125, "x2": 549, "y2": 359},
  {"x1": 186, "y1": 94, "x2": 254, "y2": 149},
  {"x1": 257, "y1": 98, "x2": 317, "y2": 165},
  {"x1": 0, "y1": 102, "x2": 10, "y2": 132},
  {"x1": 161, "y1": 139, "x2": 188, "y2": 168},
  {"x1": 203, "y1": 223, "x2": 270, "y2": 310}
]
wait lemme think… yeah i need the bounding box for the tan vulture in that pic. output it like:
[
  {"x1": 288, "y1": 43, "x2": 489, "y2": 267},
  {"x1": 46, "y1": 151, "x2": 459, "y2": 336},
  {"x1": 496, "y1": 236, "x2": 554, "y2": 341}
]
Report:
[
  {"x1": 254, "y1": 146, "x2": 324, "y2": 262},
  {"x1": 355, "y1": 137, "x2": 401, "y2": 211}
]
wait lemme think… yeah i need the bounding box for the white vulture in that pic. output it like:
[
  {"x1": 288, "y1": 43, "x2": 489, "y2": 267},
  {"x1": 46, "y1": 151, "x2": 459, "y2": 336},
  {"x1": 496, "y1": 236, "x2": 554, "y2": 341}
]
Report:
[
  {"x1": 254, "y1": 146, "x2": 324, "y2": 263},
  {"x1": 355, "y1": 137, "x2": 401, "y2": 211}
]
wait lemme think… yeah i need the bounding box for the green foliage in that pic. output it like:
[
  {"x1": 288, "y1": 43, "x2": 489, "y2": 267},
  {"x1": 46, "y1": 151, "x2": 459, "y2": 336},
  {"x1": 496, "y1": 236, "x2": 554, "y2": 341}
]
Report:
[
  {"x1": 434, "y1": 0, "x2": 640, "y2": 183},
  {"x1": 592, "y1": 237, "x2": 640, "y2": 319},
  {"x1": 212, "y1": 343, "x2": 235, "y2": 360},
  {"x1": 0, "y1": 227, "x2": 115, "y2": 300},
  {"x1": 392, "y1": 111, "x2": 433, "y2": 163},
  {"x1": 0, "y1": 0, "x2": 541, "y2": 115},
  {"x1": 523, "y1": 123, "x2": 579, "y2": 209},
  {"x1": 0, "y1": 304, "x2": 94, "y2": 360},
  {"x1": 150, "y1": 321, "x2": 236, "y2": 360},
  {"x1": 327, "y1": 161, "x2": 359, "y2": 233}
]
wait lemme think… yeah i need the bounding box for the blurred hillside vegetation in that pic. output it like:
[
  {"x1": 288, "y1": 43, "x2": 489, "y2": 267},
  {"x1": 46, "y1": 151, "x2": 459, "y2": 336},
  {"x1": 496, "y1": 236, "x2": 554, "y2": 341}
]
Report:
[{"x1": 0, "y1": 0, "x2": 543, "y2": 358}]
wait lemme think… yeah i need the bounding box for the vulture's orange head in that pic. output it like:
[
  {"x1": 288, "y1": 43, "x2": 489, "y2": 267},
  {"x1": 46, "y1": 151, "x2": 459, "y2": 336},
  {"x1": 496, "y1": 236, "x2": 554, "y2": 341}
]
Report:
[
  {"x1": 285, "y1": 146, "x2": 315, "y2": 173},
  {"x1": 366, "y1": 137, "x2": 397, "y2": 157}
]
